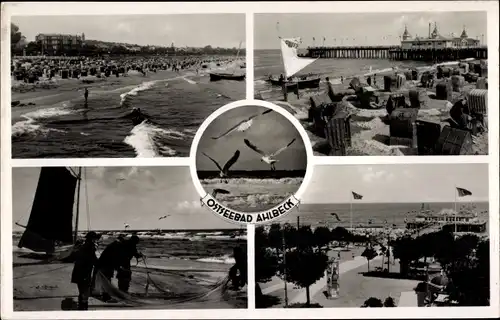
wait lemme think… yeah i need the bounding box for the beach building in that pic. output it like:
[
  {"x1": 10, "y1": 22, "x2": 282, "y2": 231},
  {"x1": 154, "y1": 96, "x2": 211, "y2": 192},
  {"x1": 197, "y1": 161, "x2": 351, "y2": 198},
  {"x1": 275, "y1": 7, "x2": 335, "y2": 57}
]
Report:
[
  {"x1": 35, "y1": 33, "x2": 85, "y2": 55},
  {"x1": 400, "y1": 23, "x2": 480, "y2": 50}
]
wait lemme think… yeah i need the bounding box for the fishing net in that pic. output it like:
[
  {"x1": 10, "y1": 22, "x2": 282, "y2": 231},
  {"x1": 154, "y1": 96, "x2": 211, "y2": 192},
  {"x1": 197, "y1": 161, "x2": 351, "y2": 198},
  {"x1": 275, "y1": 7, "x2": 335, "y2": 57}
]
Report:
[{"x1": 91, "y1": 259, "x2": 233, "y2": 307}]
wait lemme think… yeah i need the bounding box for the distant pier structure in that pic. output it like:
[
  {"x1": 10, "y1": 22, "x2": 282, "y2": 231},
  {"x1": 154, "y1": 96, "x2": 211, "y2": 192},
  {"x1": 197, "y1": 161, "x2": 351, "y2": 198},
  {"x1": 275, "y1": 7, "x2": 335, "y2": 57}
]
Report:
[
  {"x1": 305, "y1": 23, "x2": 487, "y2": 62},
  {"x1": 304, "y1": 46, "x2": 487, "y2": 62},
  {"x1": 305, "y1": 46, "x2": 397, "y2": 59}
]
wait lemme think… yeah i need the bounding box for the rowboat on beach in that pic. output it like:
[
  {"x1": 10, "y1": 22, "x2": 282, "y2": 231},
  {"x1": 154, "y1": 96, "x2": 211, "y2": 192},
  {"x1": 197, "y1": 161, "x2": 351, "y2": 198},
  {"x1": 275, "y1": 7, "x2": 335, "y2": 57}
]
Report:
[
  {"x1": 209, "y1": 40, "x2": 245, "y2": 82},
  {"x1": 209, "y1": 72, "x2": 245, "y2": 81},
  {"x1": 267, "y1": 74, "x2": 321, "y2": 90}
]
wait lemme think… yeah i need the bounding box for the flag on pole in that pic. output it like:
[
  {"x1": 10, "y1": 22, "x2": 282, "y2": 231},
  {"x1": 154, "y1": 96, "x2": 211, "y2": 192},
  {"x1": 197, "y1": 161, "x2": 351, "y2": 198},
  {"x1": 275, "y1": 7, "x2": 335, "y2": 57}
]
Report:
[
  {"x1": 330, "y1": 213, "x2": 341, "y2": 221},
  {"x1": 352, "y1": 191, "x2": 363, "y2": 200},
  {"x1": 456, "y1": 187, "x2": 472, "y2": 197}
]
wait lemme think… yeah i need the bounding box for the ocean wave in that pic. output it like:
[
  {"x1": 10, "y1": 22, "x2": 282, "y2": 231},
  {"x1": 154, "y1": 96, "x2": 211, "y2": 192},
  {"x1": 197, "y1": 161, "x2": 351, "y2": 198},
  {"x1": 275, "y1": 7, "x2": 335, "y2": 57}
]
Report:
[
  {"x1": 202, "y1": 177, "x2": 303, "y2": 185},
  {"x1": 123, "y1": 121, "x2": 188, "y2": 157},
  {"x1": 196, "y1": 254, "x2": 235, "y2": 265},
  {"x1": 223, "y1": 193, "x2": 290, "y2": 208},
  {"x1": 11, "y1": 105, "x2": 76, "y2": 137},
  {"x1": 119, "y1": 81, "x2": 158, "y2": 106}
]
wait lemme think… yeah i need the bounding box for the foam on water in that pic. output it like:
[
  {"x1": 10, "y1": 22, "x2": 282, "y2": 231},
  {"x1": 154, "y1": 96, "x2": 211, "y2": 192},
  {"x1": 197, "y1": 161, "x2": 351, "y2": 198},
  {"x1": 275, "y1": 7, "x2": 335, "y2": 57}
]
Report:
[
  {"x1": 202, "y1": 177, "x2": 303, "y2": 185},
  {"x1": 196, "y1": 254, "x2": 235, "y2": 265},
  {"x1": 119, "y1": 81, "x2": 158, "y2": 106},
  {"x1": 123, "y1": 120, "x2": 188, "y2": 157},
  {"x1": 223, "y1": 193, "x2": 291, "y2": 208},
  {"x1": 12, "y1": 104, "x2": 77, "y2": 137}
]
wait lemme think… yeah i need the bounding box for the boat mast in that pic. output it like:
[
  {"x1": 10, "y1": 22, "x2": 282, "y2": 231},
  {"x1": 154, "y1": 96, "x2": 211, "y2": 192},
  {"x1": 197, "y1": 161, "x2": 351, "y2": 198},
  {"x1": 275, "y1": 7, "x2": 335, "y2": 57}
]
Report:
[
  {"x1": 231, "y1": 41, "x2": 242, "y2": 74},
  {"x1": 73, "y1": 167, "x2": 82, "y2": 243}
]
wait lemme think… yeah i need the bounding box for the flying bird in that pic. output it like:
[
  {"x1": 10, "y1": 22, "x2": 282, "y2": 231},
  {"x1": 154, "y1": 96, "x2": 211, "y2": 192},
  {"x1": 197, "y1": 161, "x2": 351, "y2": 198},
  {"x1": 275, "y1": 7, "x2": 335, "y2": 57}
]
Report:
[
  {"x1": 202, "y1": 150, "x2": 240, "y2": 183},
  {"x1": 159, "y1": 215, "x2": 171, "y2": 220},
  {"x1": 244, "y1": 138, "x2": 296, "y2": 171},
  {"x1": 212, "y1": 188, "x2": 230, "y2": 198},
  {"x1": 124, "y1": 223, "x2": 130, "y2": 229},
  {"x1": 211, "y1": 109, "x2": 272, "y2": 140},
  {"x1": 330, "y1": 213, "x2": 341, "y2": 221}
]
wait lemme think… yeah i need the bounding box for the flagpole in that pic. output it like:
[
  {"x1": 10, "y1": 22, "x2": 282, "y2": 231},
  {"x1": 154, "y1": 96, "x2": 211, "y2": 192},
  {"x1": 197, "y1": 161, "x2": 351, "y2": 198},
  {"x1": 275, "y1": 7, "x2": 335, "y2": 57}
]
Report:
[
  {"x1": 454, "y1": 185, "x2": 457, "y2": 234},
  {"x1": 350, "y1": 191, "x2": 353, "y2": 232}
]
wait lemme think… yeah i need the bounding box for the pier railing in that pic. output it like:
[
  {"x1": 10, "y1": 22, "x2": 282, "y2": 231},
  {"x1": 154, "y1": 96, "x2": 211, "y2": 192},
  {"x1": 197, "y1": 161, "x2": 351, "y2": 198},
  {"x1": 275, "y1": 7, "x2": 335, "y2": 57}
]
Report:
[{"x1": 305, "y1": 46, "x2": 488, "y2": 61}]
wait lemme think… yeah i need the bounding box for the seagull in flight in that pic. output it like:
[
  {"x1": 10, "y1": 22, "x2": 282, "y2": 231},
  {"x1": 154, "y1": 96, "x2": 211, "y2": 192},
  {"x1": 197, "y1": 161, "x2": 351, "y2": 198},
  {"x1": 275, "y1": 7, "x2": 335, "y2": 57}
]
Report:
[
  {"x1": 330, "y1": 213, "x2": 341, "y2": 221},
  {"x1": 202, "y1": 150, "x2": 240, "y2": 183},
  {"x1": 211, "y1": 109, "x2": 272, "y2": 140},
  {"x1": 244, "y1": 138, "x2": 296, "y2": 171},
  {"x1": 212, "y1": 188, "x2": 230, "y2": 198},
  {"x1": 159, "y1": 215, "x2": 171, "y2": 220}
]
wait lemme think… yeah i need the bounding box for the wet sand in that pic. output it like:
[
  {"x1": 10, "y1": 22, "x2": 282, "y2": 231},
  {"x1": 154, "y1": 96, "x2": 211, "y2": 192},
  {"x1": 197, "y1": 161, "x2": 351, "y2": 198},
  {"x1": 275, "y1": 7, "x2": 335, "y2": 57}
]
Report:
[{"x1": 13, "y1": 252, "x2": 247, "y2": 311}]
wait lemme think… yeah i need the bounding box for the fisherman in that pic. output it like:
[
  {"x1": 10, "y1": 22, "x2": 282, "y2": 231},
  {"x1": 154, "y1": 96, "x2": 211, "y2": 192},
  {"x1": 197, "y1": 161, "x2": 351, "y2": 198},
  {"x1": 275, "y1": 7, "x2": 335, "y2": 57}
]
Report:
[
  {"x1": 71, "y1": 231, "x2": 101, "y2": 310},
  {"x1": 340, "y1": 76, "x2": 344, "y2": 83},
  {"x1": 367, "y1": 76, "x2": 372, "y2": 86},
  {"x1": 94, "y1": 235, "x2": 143, "y2": 300},
  {"x1": 84, "y1": 88, "x2": 89, "y2": 104},
  {"x1": 228, "y1": 246, "x2": 247, "y2": 289},
  {"x1": 116, "y1": 235, "x2": 144, "y2": 293}
]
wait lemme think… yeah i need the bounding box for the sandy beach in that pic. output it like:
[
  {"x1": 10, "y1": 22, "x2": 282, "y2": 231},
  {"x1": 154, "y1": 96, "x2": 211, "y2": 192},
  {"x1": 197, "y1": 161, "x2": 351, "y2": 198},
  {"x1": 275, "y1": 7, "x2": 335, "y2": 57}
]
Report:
[
  {"x1": 257, "y1": 75, "x2": 488, "y2": 156},
  {"x1": 12, "y1": 230, "x2": 247, "y2": 311}
]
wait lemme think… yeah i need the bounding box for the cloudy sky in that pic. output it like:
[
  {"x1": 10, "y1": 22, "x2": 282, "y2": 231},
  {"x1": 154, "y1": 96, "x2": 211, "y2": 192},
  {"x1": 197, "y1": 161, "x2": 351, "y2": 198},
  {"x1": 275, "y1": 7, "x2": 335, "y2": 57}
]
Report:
[
  {"x1": 301, "y1": 164, "x2": 489, "y2": 204},
  {"x1": 12, "y1": 14, "x2": 245, "y2": 48},
  {"x1": 12, "y1": 166, "x2": 239, "y2": 231},
  {"x1": 196, "y1": 106, "x2": 307, "y2": 172},
  {"x1": 255, "y1": 11, "x2": 488, "y2": 49}
]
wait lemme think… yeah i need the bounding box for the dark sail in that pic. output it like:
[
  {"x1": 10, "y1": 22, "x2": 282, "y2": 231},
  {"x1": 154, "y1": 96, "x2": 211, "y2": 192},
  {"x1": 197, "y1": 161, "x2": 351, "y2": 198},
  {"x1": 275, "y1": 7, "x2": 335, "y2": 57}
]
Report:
[{"x1": 18, "y1": 167, "x2": 78, "y2": 253}]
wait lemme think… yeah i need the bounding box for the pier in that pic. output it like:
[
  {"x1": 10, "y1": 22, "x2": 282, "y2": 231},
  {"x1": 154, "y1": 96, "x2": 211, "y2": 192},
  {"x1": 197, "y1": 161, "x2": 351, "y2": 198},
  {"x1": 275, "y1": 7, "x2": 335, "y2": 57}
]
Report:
[
  {"x1": 306, "y1": 46, "x2": 397, "y2": 59},
  {"x1": 305, "y1": 46, "x2": 488, "y2": 62}
]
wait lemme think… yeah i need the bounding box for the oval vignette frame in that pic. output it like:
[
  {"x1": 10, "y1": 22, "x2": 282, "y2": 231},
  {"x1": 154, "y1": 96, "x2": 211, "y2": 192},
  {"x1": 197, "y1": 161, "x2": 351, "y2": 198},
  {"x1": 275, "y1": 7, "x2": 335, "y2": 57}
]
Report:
[{"x1": 189, "y1": 99, "x2": 315, "y2": 225}]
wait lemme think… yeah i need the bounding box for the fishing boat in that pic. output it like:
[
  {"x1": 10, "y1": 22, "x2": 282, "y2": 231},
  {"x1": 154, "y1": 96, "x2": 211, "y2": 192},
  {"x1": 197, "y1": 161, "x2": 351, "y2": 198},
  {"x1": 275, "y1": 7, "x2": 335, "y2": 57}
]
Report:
[
  {"x1": 209, "y1": 41, "x2": 245, "y2": 82},
  {"x1": 267, "y1": 37, "x2": 321, "y2": 91},
  {"x1": 209, "y1": 72, "x2": 245, "y2": 81},
  {"x1": 16, "y1": 167, "x2": 86, "y2": 262}
]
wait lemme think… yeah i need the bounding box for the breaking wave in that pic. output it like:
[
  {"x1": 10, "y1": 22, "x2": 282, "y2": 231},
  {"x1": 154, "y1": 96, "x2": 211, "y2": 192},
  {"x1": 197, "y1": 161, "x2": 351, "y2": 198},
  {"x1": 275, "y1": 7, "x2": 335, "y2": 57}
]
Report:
[
  {"x1": 120, "y1": 81, "x2": 158, "y2": 106},
  {"x1": 201, "y1": 177, "x2": 303, "y2": 185},
  {"x1": 196, "y1": 254, "x2": 235, "y2": 265},
  {"x1": 11, "y1": 104, "x2": 77, "y2": 138},
  {"x1": 222, "y1": 193, "x2": 291, "y2": 208},
  {"x1": 123, "y1": 120, "x2": 188, "y2": 157}
]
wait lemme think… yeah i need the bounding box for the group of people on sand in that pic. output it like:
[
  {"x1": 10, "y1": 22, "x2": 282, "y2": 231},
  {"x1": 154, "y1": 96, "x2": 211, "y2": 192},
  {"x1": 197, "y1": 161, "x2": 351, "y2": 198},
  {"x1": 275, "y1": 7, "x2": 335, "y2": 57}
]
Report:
[
  {"x1": 70, "y1": 232, "x2": 143, "y2": 310},
  {"x1": 71, "y1": 231, "x2": 248, "y2": 311},
  {"x1": 12, "y1": 55, "x2": 240, "y2": 84}
]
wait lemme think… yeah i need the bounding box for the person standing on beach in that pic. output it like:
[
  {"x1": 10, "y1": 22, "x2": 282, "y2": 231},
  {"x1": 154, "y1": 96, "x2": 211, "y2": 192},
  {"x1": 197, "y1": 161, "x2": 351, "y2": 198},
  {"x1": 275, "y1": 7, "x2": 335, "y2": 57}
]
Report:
[
  {"x1": 228, "y1": 246, "x2": 247, "y2": 289},
  {"x1": 94, "y1": 235, "x2": 143, "y2": 300},
  {"x1": 71, "y1": 231, "x2": 101, "y2": 310},
  {"x1": 116, "y1": 235, "x2": 144, "y2": 293},
  {"x1": 84, "y1": 88, "x2": 89, "y2": 105}
]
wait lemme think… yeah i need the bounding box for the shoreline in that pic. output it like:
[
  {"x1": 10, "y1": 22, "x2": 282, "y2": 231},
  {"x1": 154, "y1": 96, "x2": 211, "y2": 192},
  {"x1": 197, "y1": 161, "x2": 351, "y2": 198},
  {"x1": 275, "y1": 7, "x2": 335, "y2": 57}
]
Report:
[
  {"x1": 11, "y1": 68, "x2": 204, "y2": 124},
  {"x1": 13, "y1": 249, "x2": 246, "y2": 311}
]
